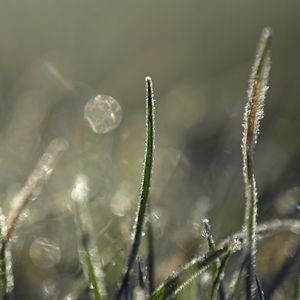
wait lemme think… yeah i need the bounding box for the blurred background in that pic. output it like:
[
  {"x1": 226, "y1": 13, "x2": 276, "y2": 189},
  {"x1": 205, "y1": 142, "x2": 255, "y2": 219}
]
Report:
[{"x1": 0, "y1": 1, "x2": 300, "y2": 299}]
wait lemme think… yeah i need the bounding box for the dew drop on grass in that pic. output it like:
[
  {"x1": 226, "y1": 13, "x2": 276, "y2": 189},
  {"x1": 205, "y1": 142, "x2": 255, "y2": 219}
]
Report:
[
  {"x1": 84, "y1": 95, "x2": 122, "y2": 134},
  {"x1": 29, "y1": 237, "x2": 61, "y2": 268}
]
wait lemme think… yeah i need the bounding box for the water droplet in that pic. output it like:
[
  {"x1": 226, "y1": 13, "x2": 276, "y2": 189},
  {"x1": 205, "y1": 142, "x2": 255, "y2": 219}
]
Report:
[
  {"x1": 29, "y1": 237, "x2": 61, "y2": 268},
  {"x1": 84, "y1": 95, "x2": 122, "y2": 134}
]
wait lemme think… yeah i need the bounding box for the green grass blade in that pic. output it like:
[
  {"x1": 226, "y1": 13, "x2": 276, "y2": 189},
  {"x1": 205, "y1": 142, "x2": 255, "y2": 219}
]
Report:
[
  {"x1": 150, "y1": 243, "x2": 238, "y2": 300},
  {"x1": 242, "y1": 27, "x2": 272, "y2": 300},
  {"x1": 211, "y1": 242, "x2": 235, "y2": 300},
  {"x1": 255, "y1": 275, "x2": 265, "y2": 300},
  {"x1": 71, "y1": 174, "x2": 106, "y2": 300},
  {"x1": 202, "y1": 219, "x2": 226, "y2": 300},
  {"x1": 117, "y1": 77, "x2": 155, "y2": 299}
]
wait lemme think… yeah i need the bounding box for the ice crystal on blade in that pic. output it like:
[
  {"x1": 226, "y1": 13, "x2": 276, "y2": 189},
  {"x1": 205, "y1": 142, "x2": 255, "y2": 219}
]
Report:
[{"x1": 242, "y1": 27, "x2": 272, "y2": 300}]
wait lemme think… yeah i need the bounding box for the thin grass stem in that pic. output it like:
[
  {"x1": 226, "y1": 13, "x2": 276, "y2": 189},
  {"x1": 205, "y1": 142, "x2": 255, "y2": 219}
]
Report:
[
  {"x1": 255, "y1": 275, "x2": 265, "y2": 300},
  {"x1": 202, "y1": 219, "x2": 226, "y2": 300},
  {"x1": 211, "y1": 242, "x2": 235, "y2": 300}
]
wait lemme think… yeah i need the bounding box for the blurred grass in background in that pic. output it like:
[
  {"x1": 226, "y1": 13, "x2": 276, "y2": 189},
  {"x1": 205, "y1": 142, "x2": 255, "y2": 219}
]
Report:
[{"x1": 0, "y1": 1, "x2": 300, "y2": 299}]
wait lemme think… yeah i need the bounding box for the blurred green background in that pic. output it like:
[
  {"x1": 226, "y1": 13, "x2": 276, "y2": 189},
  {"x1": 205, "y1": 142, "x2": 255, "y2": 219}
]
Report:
[{"x1": 0, "y1": 1, "x2": 300, "y2": 299}]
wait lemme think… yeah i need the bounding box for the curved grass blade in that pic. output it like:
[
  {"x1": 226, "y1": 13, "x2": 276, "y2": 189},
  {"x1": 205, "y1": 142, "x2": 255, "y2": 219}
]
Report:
[
  {"x1": 219, "y1": 219, "x2": 300, "y2": 249},
  {"x1": 0, "y1": 139, "x2": 68, "y2": 299},
  {"x1": 242, "y1": 27, "x2": 272, "y2": 300},
  {"x1": 150, "y1": 243, "x2": 239, "y2": 300},
  {"x1": 211, "y1": 242, "x2": 236, "y2": 300},
  {"x1": 149, "y1": 219, "x2": 300, "y2": 300},
  {"x1": 255, "y1": 275, "x2": 265, "y2": 300},
  {"x1": 117, "y1": 77, "x2": 155, "y2": 299},
  {"x1": 202, "y1": 219, "x2": 226, "y2": 300},
  {"x1": 71, "y1": 174, "x2": 106, "y2": 300}
]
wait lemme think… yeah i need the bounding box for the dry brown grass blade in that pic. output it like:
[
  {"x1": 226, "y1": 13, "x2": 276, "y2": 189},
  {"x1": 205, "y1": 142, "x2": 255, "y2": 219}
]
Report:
[{"x1": 242, "y1": 27, "x2": 272, "y2": 300}]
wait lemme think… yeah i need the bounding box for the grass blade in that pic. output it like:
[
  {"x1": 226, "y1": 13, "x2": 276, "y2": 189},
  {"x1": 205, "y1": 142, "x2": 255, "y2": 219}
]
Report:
[
  {"x1": 211, "y1": 242, "x2": 235, "y2": 300},
  {"x1": 0, "y1": 138, "x2": 67, "y2": 298},
  {"x1": 202, "y1": 219, "x2": 226, "y2": 300},
  {"x1": 242, "y1": 27, "x2": 272, "y2": 300},
  {"x1": 116, "y1": 77, "x2": 155, "y2": 299},
  {"x1": 150, "y1": 242, "x2": 239, "y2": 300},
  {"x1": 0, "y1": 210, "x2": 12, "y2": 300},
  {"x1": 3, "y1": 138, "x2": 68, "y2": 243},
  {"x1": 71, "y1": 174, "x2": 106, "y2": 300},
  {"x1": 255, "y1": 275, "x2": 265, "y2": 300},
  {"x1": 219, "y1": 219, "x2": 300, "y2": 249}
]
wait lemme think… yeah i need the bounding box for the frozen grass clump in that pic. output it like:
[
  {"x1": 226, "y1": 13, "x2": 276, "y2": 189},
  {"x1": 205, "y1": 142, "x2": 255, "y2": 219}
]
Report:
[{"x1": 0, "y1": 28, "x2": 299, "y2": 300}]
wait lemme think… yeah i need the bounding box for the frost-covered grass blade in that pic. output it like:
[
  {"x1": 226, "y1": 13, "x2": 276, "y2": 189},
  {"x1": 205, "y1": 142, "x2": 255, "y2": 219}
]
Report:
[
  {"x1": 149, "y1": 243, "x2": 238, "y2": 300},
  {"x1": 202, "y1": 219, "x2": 226, "y2": 300},
  {"x1": 211, "y1": 242, "x2": 235, "y2": 300},
  {"x1": 116, "y1": 77, "x2": 155, "y2": 299},
  {"x1": 71, "y1": 174, "x2": 106, "y2": 300},
  {"x1": 0, "y1": 210, "x2": 12, "y2": 300},
  {"x1": 0, "y1": 138, "x2": 67, "y2": 299},
  {"x1": 255, "y1": 275, "x2": 265, "y2": 300},
  {"x1": 242, "y1": 27, "x2": 272, "y2": 300}
]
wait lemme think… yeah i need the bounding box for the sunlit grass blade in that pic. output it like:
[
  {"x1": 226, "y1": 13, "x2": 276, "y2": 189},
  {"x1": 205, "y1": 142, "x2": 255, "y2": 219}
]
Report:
[
  {"x1": 3, "y1": 138, "x2": 68, "y2": 243},
  {"x1": 242, "y1": 27, "x2": 272, "y2": 300},
  {"x1": 149, "y1": 242, "x2": 239, "y2": 300},
  {"x1": 0, "y1": 210, "x2": 12, "y2": 300},
  {"x1": 71, "y1": 174, "x2": 106, "y2": 300},
  {"x1": 255, "y1": 275, "x2": 265, "y2": 300},
  {"x1": 219, "y1": 219, "x2": 300, "y2": 249},
  {"x1": 0, "y1": 138, "x2": 67, "y2": 298},
  {"x1": 211, "y1": 242, "x2": 236, "y2": 300},
  {"x1": 202, "y1": 219, "x2": 226, "y2": 300},
  {"x1": 116, "y1": 77, "x2": 155, "y2": 299}
]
